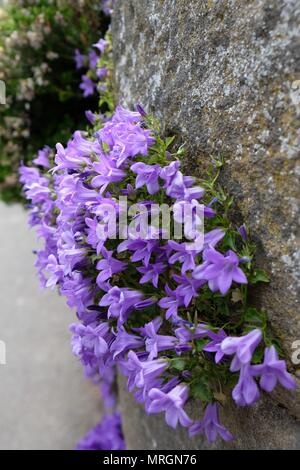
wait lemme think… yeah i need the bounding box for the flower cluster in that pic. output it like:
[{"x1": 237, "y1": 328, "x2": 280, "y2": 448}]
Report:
[
  {"x1": 76, "y1": 413, "x2": 125, "y2": 450},
  {"x1": 20, "y1": 102, "x2": 296, "y2": 447},
  {"x1": 75, "y1": 35, "x2": 111, "y2": 99}
]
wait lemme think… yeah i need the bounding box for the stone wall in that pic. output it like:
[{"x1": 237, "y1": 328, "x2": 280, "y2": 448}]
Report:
[{"x1": 112, "y1": 0, "x2": 300, "y2": 449}]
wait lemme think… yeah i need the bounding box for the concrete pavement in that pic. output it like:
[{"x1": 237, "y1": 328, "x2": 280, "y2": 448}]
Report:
[{"x1": 0, "y1": 202, "x2": 101, "y2": 449}]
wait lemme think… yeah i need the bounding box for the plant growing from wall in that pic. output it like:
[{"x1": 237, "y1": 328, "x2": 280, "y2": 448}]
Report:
[
  {"x1": 19, "y1": 3, "x2": 297, "y2": 448},
  {"x1": 20, "y1": 106, "x2": 296, "y2": 448}
]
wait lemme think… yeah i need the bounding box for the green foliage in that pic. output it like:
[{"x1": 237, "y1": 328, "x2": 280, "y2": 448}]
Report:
[
  {"x1": 0, "y1": 0, "x2": 108, "y2": 201},
  {"x1": 190, "y1": 379, "x2": 213, "y2": 402},
  {"x1": 248, "y1": 268, "x2": 270, "y2": 284}
]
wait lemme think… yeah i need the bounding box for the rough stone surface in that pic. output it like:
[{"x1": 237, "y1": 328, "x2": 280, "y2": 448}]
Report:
[
  {"x1": 0, "y1": 202, "x2": 101, "y2": 449},
  {"x1": 112, "y1": 0, "x2": 300, "y2": 449},
  {"x1": 118, "y1": 376, "x2": 300, "y2": 450}
]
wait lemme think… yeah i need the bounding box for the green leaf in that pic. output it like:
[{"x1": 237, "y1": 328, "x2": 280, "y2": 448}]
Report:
[
  {"x1": 170, "y1": 358, "x2": 186, "y2": 371},
  {"x1": 90, "y1": 253, "x2": 101, "y2": 263},
  {"x1": 191, "y1": 380, "x2": 213, "y2": 402},
  {"x1": 194, "y1": 338, "x2": 209, "y2": 352},
  {"x1": 251, "y1": 347, "x2": 264, "y2": 364},
  {"x1": 176, "y1": 144, "x2": 185, "y2": 156},
  {"x1": 222, "y1": 231, "x2": 236, "y2": 251},
  {"x1": 165, "y1": 136, "x2": 175, "y2": 149},
  {"x1": 244, "y1": 308, "x2": 267, "y2": 328},
  {"x1": 249, "y1": 269, "x2": 270, "y2": 284},
  {"x1": 102, "y1": 142, "x2": 110, "y2": 153}
]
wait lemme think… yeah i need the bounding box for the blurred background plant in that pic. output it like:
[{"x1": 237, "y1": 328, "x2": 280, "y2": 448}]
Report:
[{"x1": 0, "y1": 0, "x2": 109, "y2": 202}]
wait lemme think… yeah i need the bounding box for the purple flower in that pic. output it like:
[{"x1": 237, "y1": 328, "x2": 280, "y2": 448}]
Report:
[
  {"x1": 232, "y1": 364, "x2": 260, "y2": 406},
  {"x1": 167, "y1": 240, "x2": 199, "y2": 273},
  {"x1": 136, "y1": 103, "x2": 147, "y2": 117},
  {"x1": 238, "y1": 224, "x2": 248, "y2": 241},
  {"x1": 143, "y1": 318, "x2": 177, "y2": 359},
  {"x1": 172, "y1": 274, "x2": 205, "y2": 308},
  {"x1": 26, "y1": 181, "x2": 50, "y2": 204},
  {"x1": 57, "y1": 230, "x2": 85, "y2": 275},
  {"x1": 68, "y1": 130, "x2": 97, "y2": 158},
  {"x1": 85, "y1": 110, "x2": 98, "y2": 124},
  {"x1": 74, "y1": 49, "x2": 85, "y2": 69},
  {"x1": 124, "y1": 351, "x2": 168, "y2": 391},
  {"x1": 165, "y1": 170, "x2": 195, "y2": 200},
  {"x1": 85, "y1": 217, "x2": 106, "y2": 254},
  {"x1": 121, "y1": 183, "x2": 135, "y2": 196},
  {"x1": 60, "y1": 272, "x2": 95, "y2": 318},
  {"x1": 202, "y1": 329, "x2": 227, "y2": 363},
  {"x1": 93, "y1": 38, "x2": 108, "y2": 53},
  {"x1": 204, "y1": 228, "x2": 225, "y2": 248},
  {"x1": 131, "y1": 162, "x2": 161, "y2": 195},
  {"x1": 69, "y1": 321, "x2": 113, "y2": 361},
  {"x1": 45, "y1": 254, "x2": 63, "y2": 289},
  {"x1": 86, "y1": 202, "x2": 119, "y2": 246},
  {"x1": 99, "y1": 287, "x2": 143, "y2": 324},
  {"x1": 173, "y1": 198, "x2": 204, "y2": 240},
  {"x1": 91, "y1": 153, "x2": 126, "y2": 192},
  {"x1": 80, "y1": 323, "x2": 112, "y2": 358},
  {"x1": 160, "y1": 161, "x2": 198, "y2": 201},
  {"x1": 175, "y1": 323, "x2": 209, "y2": 343},
  {"x1": 96, "y1": 248, "x2": 127, "y2": 284},
  {"x1": 89, "y1": 50, "x2": 98, "y2": 70},
  {"x1": 126, "y1": 211, "x2": 163, "y2": 245},
  {"x1": 70, "y1": 323, "x2": 86, "y2": 356},
  {"x1": 76, "y1": 413, "x2": 125, "y2": 450},
  {"x1": 96, "y1": 66, "x2": 108, "y2": 80},
  {"x1": 148, "y1": 384, "x2": 192, "y2": 428},
  {"x1": 101, "y1": 0, "x2": 114, "y2": 15},
  {"x1": 118, "y1": 235, "x2": 160, "y2": 267},
  {"x1": 252, "y1": 346, "x2": 296, "y2": 392},
  {"x1": 112, "y1": 105, "x2": 141, "y2": 124},
  {"x1": 137, "y1": 262, "x2": 166, "y2": 288},
  {"x1": 97, "y1": 120, "x2": 155, "y2": 168},
  {"x1": 85, "y1": 110, "x2": 95, "y2": 124},
  {"x1": 80, "y1": 75, "x2": 95, "y2": 97},
  {"x1": 158, "y1": 284, "x2": 184, "y2": 321},
  {"x1": 110, "y1": 327, "x2": 144, "y2": 359},
  {"x1": 19, "y1": 165, "x2": 41, "y2": 187},
  {"x1": 184, "y1": 186, "x2": 205, "y2": 202},
  {"x1": 221, "y1": 329, "x2": 262, "y2": 371},
  {"x1": 160, "y1": 160, "x2": 181, "y2": 187},
  {"x1": 33, "y1": 146, "x2": 51, "y2": 168},
  {"x1": 193, "y1": 246, "x2": 248, "y2": 295},
  {"x1": 189, "y1": 403, "x2": 234, "y2": 443},
  {"x1": 54, "y1": 140, "x2": 91, "y2": 172}
]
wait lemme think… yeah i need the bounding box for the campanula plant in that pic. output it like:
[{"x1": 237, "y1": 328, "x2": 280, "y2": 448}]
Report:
[
  {"x1": 20, "y1": 102, "x2": 296, "y2": 447},
  {"x1": 19, "y1": 4, "x2": 296, "y2": 446}
]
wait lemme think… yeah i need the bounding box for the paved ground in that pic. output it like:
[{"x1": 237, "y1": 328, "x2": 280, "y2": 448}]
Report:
[{"x1": 0, "y1": 202, "x2": 101, "y2": 449}]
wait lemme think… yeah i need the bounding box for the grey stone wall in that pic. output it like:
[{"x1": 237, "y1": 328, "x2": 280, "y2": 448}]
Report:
[
  {"x1": 112, "y1": 0, "x2": 300, "y2": 449},
  {"x1": 118, "y1": 376, "x2": 300, "y2": 450}
]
